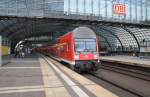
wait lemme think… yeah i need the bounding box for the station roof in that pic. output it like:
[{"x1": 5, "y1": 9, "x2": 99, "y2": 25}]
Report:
[
  {"x1": 0, "y1": 0, "x2": 150, "y2": 52},
  {"x1": 0, "y1": 16, "x2": 150, "y2": 52}
]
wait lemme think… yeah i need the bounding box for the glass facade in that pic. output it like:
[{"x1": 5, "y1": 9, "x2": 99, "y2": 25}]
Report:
[
  {"x1": 0, "y1": 0, "x2": 150, "y2": 53},
  {"x1": 0, "y1": 0, "x2": 149, "y2": 21},
  {"x1": 44, "y1": 0, "x2": 64, "y2": 14},
  {"x1": 64, "y1": 0, "x2": 150, "y2": 22},
  {"x1": 0, "y1": 0, "x2": 64, "y2": 17}
]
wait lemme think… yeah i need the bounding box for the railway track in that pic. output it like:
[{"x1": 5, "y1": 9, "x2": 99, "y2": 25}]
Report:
[
  {"x1": 100, "y1": 63, "x2": 150, "y2": 81},
  {"x1": 88, "y1": 73, "x2": 143, "y2": 97},
  {"x1": 85, "y1": 63, "x2": 150, "y2": 97}
]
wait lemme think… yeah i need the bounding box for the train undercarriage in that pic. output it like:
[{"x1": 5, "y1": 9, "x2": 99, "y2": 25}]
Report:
[{"x1": 71, "y1": 60, "x2": 100, "y2": 73}]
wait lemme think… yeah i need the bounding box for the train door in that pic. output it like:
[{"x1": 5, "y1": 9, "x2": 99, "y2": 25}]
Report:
[{"x1": 66, "y1": 42, "x2": 70, "y2": 59}]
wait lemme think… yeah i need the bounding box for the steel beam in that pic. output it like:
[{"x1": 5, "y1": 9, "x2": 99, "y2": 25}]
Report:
[
  {"x1": 98, "y1": 32, "x2": 112, "y2": 50},
  {"x1": 91, "y1": 26, "x2": 112, "y2": 50},
  {"x1": 99, "y1": 26, "x2": 124, "y2": 52},
  {"x1": 122, "y1": 26, "x2": 140, "y2": 52}
]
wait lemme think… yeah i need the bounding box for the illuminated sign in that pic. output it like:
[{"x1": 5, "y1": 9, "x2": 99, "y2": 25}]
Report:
[{"x1": 113, "y1": 4, "x2": 126, "y2": 15}]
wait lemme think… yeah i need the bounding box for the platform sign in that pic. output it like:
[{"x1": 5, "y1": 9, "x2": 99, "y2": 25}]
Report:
[{"x1": 113, "y1": 4, "x2": 126, "y2": 15}]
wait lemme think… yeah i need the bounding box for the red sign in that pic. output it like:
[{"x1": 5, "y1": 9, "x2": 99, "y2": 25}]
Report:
[
  {"x1": 113, "y1": 4, "x2": 126, "y2": 15},
  {"x1": 79, "y1": 54, "x2": 94, "y2": 60}
]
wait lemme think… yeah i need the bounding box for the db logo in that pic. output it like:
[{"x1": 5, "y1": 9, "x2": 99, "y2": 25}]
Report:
[{"x1": 113, "y1": 4, "x2": 126, "y2": 15}]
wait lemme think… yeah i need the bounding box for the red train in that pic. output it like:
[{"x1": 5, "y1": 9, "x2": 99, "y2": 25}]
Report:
[{"x1": 36, "y1": 27, "x2": 100, "y2": 72}]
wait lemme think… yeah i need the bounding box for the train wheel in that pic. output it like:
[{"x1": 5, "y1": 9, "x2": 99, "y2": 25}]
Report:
[
  {"x1": 74, "y1": 64, "x2": 83, "y2": 74},
  {"x1": 70, "y1": 65, "x2": 75, "y2": 70},
  {"x1": 77, "y1": 67, "x2": 83, "y2": 74},
  {"x1": 92, "y1": 62, "x2": 99, "y2": 71}
]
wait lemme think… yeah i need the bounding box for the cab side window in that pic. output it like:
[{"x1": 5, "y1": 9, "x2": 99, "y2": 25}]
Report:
[{"x1": 67, "y1": 43, "x2": 70, "y2": 52}]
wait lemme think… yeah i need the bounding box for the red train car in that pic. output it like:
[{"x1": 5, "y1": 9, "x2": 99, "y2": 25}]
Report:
[{"x1": 37, "y1": 27, "x2": 100, "y2": 72}]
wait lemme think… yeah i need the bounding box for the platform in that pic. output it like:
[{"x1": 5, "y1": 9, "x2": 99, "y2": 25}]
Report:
[
  {"x1": 0, "y1": 54, "x2": 118, "y2": 97},
  {"x1": 101, "y1": 55, "x2": 150, "y2": 68}
]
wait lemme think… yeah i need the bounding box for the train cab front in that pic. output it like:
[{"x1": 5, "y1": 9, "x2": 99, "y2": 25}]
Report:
[{"x1": 74, "y1": 38, "x2": 100, "y2": 73}]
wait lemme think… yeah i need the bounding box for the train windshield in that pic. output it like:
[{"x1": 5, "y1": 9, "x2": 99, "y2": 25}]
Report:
[{"x1": 74, "y1": 38, "x2": 96, "y2": 53}]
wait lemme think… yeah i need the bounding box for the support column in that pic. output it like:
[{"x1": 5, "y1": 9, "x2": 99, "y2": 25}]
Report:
[
  {"x1": 43, "y1": 0, "x2": 45, "y2": 16},
  {"x1": 129, "y1": 0, "x2": 132, "y2": 21},
  {"x1": 135, "y1": 0, "x2": 137, "y2": 21},
  {"x1": 145, "y1": 0, "x2": 148, "y2": 21},
  {"x1": 98, "y1": 0, "x2": 101, "y2": 17},
  {"x1": 0, "y1": 36, "x2": 11, "y2": 66},
  {"x1": 0, "y1": 36, "x2": 2, "y2": 66},
  {"x1": 112, "y1": 0, "x2": 114, "y2": 18},
  {"x1": 76, "y1": 0, "x2": 78, "y2": 14},
  {"x1": 68, "y1": 0, "x2": 70, "y2": 14},
  {"x1": 91, "y1": 0, "x2": 93, "y2": 15},
  {"x1": 140, "y1": 0, "x2": 143, "y2": 21},
  {"x1": 105, "y1": 0, "x2": 107, "y2": 17},
  {"x1": 84, "y1": 0, "x2": 86, "y2": 15}
]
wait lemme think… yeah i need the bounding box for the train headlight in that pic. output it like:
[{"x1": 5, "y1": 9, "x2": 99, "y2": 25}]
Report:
[
  {"x1": 75, "y1": 55, "x2": 79, "y2": 60},
  {"x1": 94, "y1": 55, "x2": 98, "y2": 59}
]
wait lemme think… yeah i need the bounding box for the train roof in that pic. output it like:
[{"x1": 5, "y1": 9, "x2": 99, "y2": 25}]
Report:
[{"x1": 73, "y1": 27, "x2": 96, "y2": 38}]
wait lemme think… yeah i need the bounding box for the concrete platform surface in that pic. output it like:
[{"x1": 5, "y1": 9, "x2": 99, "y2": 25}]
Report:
[
  {"x1": 0, "y1": 54, "x2": 45, "y2": 97},
  {"x1": 44, "y1": 56, "x2": 118, "y2": 97},
  {"x1": 101, "y1": 55, "x2": 150, "y2": 68},
  {"x1": 0, "y1": 54, "x2": 119, "y2": 97}
]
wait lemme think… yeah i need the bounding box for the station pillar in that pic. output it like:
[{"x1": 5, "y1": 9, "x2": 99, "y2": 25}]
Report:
[
  {"x1": 0, "y1": 36, "x2": 11, "y2": 66},
  {"x1": 0, "y1": 36, "x2": 2, "y2": 66}
]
